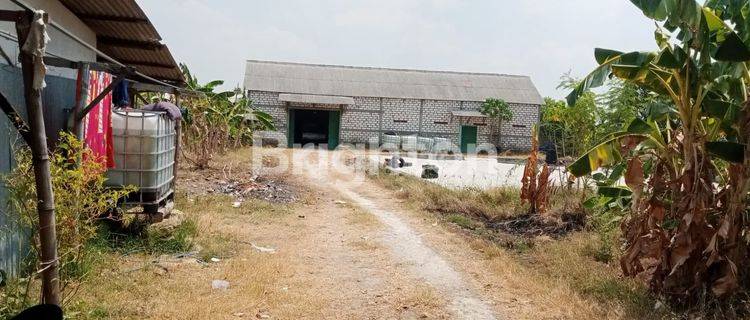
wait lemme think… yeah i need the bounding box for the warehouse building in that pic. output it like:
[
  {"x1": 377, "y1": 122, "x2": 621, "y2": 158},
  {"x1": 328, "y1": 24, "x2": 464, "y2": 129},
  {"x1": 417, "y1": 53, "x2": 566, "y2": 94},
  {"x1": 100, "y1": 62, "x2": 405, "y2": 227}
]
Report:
[{"x1": 245, "y1": 60, "x2": 543, "y2": 152}]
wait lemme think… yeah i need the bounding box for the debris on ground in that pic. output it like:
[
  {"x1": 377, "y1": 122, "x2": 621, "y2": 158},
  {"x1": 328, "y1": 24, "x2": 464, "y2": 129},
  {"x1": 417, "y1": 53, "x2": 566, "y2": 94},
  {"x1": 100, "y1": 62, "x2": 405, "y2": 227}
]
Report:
[
  {"x1": 232, "y1": 201, "x2": 242, "y2": 208},
  {"x1": 212, "y1": 279, "x2": 230, "y2": 290},
  {"x1": 489, "y1": 212, "x2": 585, "y2": 238},
  {"x1": 334, "y1": 200, "x2": 347, "y2": 205},
  {"x1": 210, "y1": 257, "x2": 221, "y2": 263},
  {"x1": 251, "y1": 243, "x2": 277, "y2": 254},
  {"x1": 421, "y1": 164, "x2": 439, "y2": 179},
  {"x1": 215, "y1": 176, "x2": 297, "y2": 204},
  {"x1": 181, "y1": 162, "x2": 298, "y2": 203},
  {"x1": 385, "y1": 156, "x2": 412, "y2": 168}
]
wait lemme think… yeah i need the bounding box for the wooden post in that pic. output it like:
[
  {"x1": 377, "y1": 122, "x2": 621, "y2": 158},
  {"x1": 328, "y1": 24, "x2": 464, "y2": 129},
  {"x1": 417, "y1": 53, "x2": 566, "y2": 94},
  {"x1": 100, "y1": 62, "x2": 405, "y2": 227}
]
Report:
[
  {"x1": 71, "y1": 63, "x2": 90, "y2": 139},
  {"x1": 16, "y1": 11, "x2": 60, "y2": 306}
]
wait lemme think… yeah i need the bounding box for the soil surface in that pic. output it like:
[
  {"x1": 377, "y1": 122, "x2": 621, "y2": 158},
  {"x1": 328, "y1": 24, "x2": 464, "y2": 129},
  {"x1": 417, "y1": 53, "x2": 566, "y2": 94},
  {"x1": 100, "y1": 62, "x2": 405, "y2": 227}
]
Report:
[
  {"x1": 244, "y1": 148, "x2": 505, "y2": 319},
  {"x1": 136, "y1": 149, "x2": 592, "y2": 319}
]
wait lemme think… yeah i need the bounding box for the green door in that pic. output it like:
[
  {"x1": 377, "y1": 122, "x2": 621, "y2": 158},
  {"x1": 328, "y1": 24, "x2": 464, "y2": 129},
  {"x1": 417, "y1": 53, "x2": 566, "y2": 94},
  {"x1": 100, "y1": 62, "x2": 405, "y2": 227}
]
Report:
[
  {"x1": 287, "y1": 109, "x2": 296, "y2": 148},
  {"x1": 460, "y1": 125, "x2": 477, "y2": 154},
  {"x1": 327, "y1": 110, "x2": 341, "y2": 150}
]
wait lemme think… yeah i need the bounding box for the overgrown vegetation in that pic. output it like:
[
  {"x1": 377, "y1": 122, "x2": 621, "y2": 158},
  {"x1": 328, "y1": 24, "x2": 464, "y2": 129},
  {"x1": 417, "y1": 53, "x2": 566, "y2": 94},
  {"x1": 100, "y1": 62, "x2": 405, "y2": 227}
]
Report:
[
  {"x1": 566, "y1": 0, "x2": 750, "y2": 312},
  {"x1": 372, "y1": 167, "x2": 586, "y2": 234},
  {"x1": 541, "y1": 75, "x2": 662, "y2": 161},
  {"x1": 370, "y1": 170, "x2": 663, "y2": 318},
  {"x1": 0, "y1": 133, "x2": 134, "y2": 317},
  {"x1": 179, "y1": 64, "x2": 275, "y2": 169}
]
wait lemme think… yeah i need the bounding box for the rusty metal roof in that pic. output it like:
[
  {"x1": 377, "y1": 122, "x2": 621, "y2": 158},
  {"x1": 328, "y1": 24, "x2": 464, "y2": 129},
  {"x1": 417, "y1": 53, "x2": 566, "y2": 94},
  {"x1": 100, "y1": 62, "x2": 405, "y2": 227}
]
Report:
[{"x1": 59, "y1": 0, "x2": 184, "y2": 84}]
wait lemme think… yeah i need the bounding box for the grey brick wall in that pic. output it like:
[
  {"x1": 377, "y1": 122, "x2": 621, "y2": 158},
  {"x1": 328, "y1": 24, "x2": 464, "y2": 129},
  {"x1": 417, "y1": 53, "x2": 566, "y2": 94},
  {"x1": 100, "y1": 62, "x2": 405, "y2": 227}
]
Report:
[
  {"x1": 382, "y1": 98, "x2": 421, "y2": 133},
  {"x1": 248, "y1": 90, "x2": 539, "y2": 151}
]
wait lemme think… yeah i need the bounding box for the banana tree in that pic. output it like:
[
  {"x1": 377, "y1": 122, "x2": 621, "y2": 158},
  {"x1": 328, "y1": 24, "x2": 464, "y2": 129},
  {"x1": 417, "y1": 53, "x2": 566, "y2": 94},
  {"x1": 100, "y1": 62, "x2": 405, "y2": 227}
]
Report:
[
  {"x1": 568, "y1": 0, "x2": 750, "y2": 305},
  {"x1": 178, "y1": 64, "x2": 276, "y2": 168}
]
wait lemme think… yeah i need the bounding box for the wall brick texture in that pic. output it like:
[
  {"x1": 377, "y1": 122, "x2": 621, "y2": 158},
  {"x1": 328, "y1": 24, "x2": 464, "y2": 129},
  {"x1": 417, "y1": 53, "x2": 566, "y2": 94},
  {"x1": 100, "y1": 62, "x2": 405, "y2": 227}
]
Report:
[{"x1": 249, "y1": 91, "x2": 539, "y2": 151}]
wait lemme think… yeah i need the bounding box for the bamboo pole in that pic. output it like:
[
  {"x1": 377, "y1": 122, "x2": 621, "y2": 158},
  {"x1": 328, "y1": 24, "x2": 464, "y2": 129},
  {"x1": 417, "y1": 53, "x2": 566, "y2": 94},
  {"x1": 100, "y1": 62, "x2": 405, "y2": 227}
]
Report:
[{"x1": 16, "y1": 10, "x2": 60, "y2": 306}]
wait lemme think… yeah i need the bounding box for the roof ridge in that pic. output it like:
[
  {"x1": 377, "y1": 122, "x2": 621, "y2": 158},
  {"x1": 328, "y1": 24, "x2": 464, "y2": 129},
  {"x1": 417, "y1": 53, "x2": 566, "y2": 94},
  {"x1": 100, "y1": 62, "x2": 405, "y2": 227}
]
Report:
[{"x1": 245, "y1": 59, "x2": 529, "y2": 78}]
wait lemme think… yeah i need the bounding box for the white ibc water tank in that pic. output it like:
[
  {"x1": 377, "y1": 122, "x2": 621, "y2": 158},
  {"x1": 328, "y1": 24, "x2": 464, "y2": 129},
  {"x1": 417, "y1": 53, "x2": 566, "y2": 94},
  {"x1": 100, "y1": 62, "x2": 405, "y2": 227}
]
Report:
[{"x1": 105, "y1": 110, "x2": 175, "y2": 203}]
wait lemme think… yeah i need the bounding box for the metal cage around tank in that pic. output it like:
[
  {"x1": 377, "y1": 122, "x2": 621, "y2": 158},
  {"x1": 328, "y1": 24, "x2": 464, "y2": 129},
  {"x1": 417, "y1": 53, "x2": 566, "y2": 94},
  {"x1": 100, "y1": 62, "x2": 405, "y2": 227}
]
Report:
[{"x1": 104, "y1": 109, "x2": 176, "y2": 211}]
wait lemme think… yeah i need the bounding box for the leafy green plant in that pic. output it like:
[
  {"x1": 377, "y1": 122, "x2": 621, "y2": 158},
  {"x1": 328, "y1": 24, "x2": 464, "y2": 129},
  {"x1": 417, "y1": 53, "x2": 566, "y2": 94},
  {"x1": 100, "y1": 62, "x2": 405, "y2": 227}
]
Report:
[
  {"x1": 568, "y1": 0, "x2": 750, "y2": 307},
  {"x1": 179, "y1": 64, "x2": 275, "y2": 169},
  {"x1": 0, "y1": 133, "x2": 134, "y2": 314},
  {"x1": 481, "y1": 98, "x2": 513, "y2": 146},
  {"x1": 540, "y1": 75, "x2": 600, "y2": 159}
]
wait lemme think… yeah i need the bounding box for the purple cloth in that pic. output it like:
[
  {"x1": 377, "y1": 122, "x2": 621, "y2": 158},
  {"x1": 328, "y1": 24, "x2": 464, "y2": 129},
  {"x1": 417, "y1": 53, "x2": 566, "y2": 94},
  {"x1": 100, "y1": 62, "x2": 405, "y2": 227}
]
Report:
[{"x1": 141, "y1": 102, "x2": 182, "y2": 120}]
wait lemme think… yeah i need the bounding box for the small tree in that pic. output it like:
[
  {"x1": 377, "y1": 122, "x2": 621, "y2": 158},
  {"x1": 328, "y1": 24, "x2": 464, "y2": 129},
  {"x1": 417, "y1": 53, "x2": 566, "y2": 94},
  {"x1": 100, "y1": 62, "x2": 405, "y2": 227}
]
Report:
[{"x1": 480, "y1": 98, "x2": 513, "y2": 149}]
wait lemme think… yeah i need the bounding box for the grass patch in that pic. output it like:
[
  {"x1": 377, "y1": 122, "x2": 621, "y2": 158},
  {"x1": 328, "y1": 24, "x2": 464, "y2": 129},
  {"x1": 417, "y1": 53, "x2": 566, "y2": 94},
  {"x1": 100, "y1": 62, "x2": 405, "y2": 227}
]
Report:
[
  {"x1": 233, "y1": 198, "x2": 293, "y2": 219},
  {"x1": 196, "y1": 234, "x2": 239, "y2": 262},
  {"x1": 446, "y1": 214, "x2": 477, "y2": 230},
  {"x1": 396, "y1": 284, "x2": 446, "y2": 316},
  {"x1": 179, "y1": 192, "x2": 293, "y2": 224},
  {"x1": 371, "y1": 169, "x2": 667, "y2": 319},
  {"x1": 525, "y1": 233, "x2": 658, "y2": 317},
  {"x1": 93, "y1": 217, "x2": 198, "y2": 256},
  {"x1": 372, "y1": 171, "x2": 526, "y2": 221}
]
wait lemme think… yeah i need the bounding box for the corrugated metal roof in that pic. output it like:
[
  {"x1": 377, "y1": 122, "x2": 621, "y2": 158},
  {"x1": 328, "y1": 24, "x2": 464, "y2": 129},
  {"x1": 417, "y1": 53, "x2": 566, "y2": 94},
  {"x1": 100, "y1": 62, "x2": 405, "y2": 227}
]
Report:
[
  {"x1": 245, "y1": 60, "x2": 543, "y2": 105},
  {"x1": 58, "y1": 0, "x2": 184, "y2": 84},
  {"x1": 278, "y1": 93, "x2": 354, "y2": 105}
]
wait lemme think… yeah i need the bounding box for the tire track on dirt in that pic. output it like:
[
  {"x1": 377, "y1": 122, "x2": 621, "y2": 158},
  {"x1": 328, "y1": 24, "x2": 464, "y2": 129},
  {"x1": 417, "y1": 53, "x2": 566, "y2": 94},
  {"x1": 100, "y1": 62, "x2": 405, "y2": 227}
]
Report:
[{"x1": 327, "y1": 180, "x2": 498, "y2": 320}]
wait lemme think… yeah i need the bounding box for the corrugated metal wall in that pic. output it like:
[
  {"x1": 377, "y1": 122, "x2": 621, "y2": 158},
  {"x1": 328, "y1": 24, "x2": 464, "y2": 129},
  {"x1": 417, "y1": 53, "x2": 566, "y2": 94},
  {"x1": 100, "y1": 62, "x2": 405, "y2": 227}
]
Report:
[
  {"x1": 0, "y1": 67, "x2": 78, "y2": 278},
  {"x1": 0, "y1": 0, "x2": 95, "y2": 279}
]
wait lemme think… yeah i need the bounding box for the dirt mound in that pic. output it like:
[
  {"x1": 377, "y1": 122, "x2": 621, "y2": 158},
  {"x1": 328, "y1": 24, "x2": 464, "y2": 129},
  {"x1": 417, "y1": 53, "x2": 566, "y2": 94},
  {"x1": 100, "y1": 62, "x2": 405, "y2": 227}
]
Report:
[{"x1": 489, "y1": 212, "x2": 585, "y2": 238}]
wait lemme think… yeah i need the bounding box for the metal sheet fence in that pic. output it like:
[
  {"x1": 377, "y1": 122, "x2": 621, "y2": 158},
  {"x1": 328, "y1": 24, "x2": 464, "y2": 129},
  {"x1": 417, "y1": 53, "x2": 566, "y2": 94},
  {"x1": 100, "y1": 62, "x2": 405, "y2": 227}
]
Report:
[{"x1": 0, "y1": 67, "x2": 76, "y2": 278}]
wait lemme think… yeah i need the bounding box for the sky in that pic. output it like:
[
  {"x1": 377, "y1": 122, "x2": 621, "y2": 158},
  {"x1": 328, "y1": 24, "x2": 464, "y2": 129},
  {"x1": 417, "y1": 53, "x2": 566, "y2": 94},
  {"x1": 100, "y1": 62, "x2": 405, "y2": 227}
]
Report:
[{"x1": 138, "y1": 0, "x2": 657, "y2": 99}]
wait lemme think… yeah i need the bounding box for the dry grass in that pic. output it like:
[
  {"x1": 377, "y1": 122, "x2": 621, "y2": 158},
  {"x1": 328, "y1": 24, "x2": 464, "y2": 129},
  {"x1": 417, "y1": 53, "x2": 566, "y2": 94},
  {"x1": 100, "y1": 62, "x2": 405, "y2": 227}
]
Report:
[
  {"x1": 464, "y1": 234, "x2": 673, "y2": 319},
  {"x1": 371, "y1": 170, "x2": 673, "y2": 320},
  {"x1": 395, "y1": 284, "x2": 448, "y2": 318},
  {"x1": 372, "y1": 168, "x2": 584, "y2": 221},
  {"x1": 65, "y1": 191, "x2": 322, "y2": 319},
  {"x1": 341, "y1": 202, "x2": 382, "y2": 228}
]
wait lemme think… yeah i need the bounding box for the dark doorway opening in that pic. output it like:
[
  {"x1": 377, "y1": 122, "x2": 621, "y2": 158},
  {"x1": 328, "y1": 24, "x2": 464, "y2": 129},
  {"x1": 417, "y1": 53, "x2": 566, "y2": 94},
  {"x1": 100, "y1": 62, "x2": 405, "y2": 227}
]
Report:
[
  {"x1": 294, "y1": 109, "x2": 329, "y2": 146},
  {"x1": 288, "y1": 109, "x2": 341, "y2": 149}
]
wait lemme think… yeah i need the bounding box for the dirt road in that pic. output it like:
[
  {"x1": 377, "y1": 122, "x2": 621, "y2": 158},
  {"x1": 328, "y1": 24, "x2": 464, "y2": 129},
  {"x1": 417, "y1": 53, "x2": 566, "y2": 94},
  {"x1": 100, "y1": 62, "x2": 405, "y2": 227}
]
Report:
[
  {"x1": 261, "y1": 149, "x2": 500, "y2": 319},
  {"x1": 79, "y1": 149, "x2": 578, "y2": 319}
]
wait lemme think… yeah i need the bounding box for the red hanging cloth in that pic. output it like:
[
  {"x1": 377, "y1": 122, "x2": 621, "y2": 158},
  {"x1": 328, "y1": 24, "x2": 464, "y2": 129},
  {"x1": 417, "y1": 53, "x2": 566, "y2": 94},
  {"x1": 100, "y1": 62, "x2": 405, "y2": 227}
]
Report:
[{"x1": 76, "y1": 70, "x2": 115, "y2": 168}]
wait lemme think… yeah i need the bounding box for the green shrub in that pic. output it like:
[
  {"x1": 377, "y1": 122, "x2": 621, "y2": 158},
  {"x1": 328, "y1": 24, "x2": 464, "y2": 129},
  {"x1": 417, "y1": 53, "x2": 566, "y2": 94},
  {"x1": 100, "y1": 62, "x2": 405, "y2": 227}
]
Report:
[{"x1": 0, "y1": 133, "x2": 134, "y2": 314}]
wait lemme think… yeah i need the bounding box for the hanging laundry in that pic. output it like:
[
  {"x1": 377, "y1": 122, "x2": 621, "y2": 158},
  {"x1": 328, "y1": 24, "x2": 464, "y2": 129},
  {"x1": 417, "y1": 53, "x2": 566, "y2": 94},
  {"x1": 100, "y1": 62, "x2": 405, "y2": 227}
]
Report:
[
  {"x1": 77, "y1": 70, "x2": 115, "y2": 168},
  {"x1": 112, "y1": 78, "x2": 130, "y2": 107}
]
